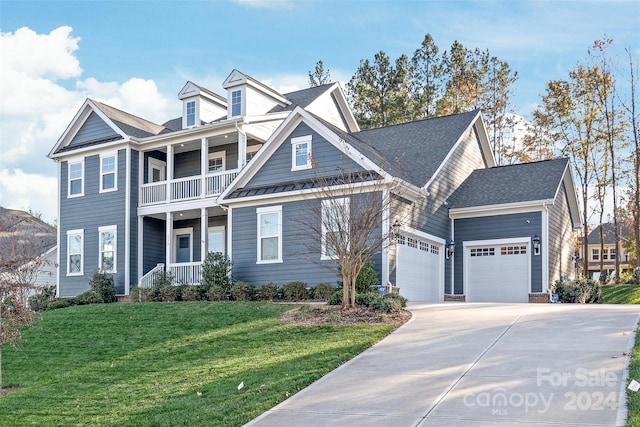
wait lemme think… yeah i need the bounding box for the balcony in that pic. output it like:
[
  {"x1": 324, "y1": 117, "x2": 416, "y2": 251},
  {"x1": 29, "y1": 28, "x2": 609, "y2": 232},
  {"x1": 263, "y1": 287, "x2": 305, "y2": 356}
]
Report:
[{"x1": 140, "y1": 169, "x2": 239, "y2": 206}]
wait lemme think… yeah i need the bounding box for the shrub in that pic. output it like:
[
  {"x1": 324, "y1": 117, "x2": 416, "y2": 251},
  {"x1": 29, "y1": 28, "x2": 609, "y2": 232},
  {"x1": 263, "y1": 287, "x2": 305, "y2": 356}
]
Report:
[
  {"x1": 157, "y1": 285, "x2": 178, "y2": 302},
  {"x1": 328, "y1": 289, "x2": 342, "y2": 306},
  {"x1": 152, "y1": 271, "x2": 174, "y2": 288},
  {"x1": 89, "y1": 271, "x2": 117, "y2": 303},
  {"x1": 338, "y1": 261, "x2": 379, "y2": 293},
  {"x1": 207, "y1": 285, "x2": 227, "y2": 301},
  {"x1": 620, "y1": 270, "x2": 640, "y2": 285},
  {"x1": 178, "y1": 285, "x2": 201, "y2": 301},
  {"x1": 552, "y1": 278, "x2": 601, "y2": 303},
  {"x1": 74, "y1": 290, "x2": 102, "y2": 305},
  {"x1": 255, "y1": 283, "x2": 278, "y2": 301},
  {"x1": 231, "y1": 282, "x2": 254, "y2": 301},
  {"x1": 383, "y1": 292, "x2": 408, "y2": 308},
  {"x1": 29, "y1": 285, "x2": 57, "y2": 311},
  {"x1": 370, "y1": 296, "x2": 403, "y2": 313},
  {"x1": 282, "y1": 281, "x2": 307, "y2": 301},
  {"x1": 355, "y1": 292, "x2": 379, "y2": 307},
  {"x1": 46, "y1": 299, "x2": 73, "y2": 310},
  {"x1": 201, "y1": 252, "x2": 233, "y2": 293},
  {"x1": 314, "y1": 283, "x2": 335, "y2": 301}
]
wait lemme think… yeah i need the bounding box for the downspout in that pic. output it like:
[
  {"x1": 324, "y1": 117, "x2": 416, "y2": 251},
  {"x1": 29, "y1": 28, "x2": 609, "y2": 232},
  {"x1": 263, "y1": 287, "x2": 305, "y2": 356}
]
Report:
[
  {"x1": 235, "y1": 120, "x2": 247, "y2": 170},
  {"x1": 450, "y1": 217, "x2": 455, "y2": 295}
]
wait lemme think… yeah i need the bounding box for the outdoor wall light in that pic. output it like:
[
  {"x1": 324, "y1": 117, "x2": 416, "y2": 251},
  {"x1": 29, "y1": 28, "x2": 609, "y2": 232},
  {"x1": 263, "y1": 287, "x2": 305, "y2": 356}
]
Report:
[
  {"x1": 446, "y1": 240, "x2": 455, "y2": 259},
  {"x1": 532, "y1": 235, "x2": 541, "y2": 256},
  {"x1": 391, "y1": 219, "x2": 402, "y2": 240}
]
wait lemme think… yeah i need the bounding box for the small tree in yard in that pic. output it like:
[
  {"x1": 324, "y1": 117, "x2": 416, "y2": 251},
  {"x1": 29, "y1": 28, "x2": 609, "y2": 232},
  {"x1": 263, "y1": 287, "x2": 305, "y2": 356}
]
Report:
[
  {"x1": 0, "y1": 222, "x2": 53, "y2": 389},
  {"x1": 296, "y1": 165, "x2": 411, "y2": 308}
]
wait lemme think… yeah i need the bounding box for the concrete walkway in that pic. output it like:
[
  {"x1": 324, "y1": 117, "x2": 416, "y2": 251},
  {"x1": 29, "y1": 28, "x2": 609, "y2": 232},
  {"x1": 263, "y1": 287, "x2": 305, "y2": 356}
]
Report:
[{"x1": 246, "y1": 303, "x2": 639, "y2": 426}]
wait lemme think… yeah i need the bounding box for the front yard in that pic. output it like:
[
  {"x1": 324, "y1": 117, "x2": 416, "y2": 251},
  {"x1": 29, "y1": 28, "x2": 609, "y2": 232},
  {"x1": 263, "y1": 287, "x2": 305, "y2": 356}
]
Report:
[{"x1": 1, "y1": 302, "x2": 400, "y2": 426}]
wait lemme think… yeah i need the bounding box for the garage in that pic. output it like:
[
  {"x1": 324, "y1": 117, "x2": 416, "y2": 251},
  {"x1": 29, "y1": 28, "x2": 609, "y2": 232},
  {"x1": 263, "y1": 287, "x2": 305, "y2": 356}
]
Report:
[
  {"x1": 396, "y1": 232, "x2": 444, "y2": 302},
  {"x1": 464, "y1": 239, "x2": 530, "y2": 302}
]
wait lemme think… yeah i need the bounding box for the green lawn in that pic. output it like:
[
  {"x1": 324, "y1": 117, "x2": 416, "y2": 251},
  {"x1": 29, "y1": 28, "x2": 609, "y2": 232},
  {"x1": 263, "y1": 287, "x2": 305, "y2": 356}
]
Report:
[
  {"x1": 600, "y1": 285, "x2": 640, "y2": 425},
  {"x1": 1, "y1": 302, "x2": 396, "y2": 426}
]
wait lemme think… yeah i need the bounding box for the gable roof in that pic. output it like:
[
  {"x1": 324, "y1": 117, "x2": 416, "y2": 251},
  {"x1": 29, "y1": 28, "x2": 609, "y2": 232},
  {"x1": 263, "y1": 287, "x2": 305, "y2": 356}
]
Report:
[
  {"x1": 272, "y1": 84, "x2": 335, "y2": 111},
  {"x1": 351, "y1": 110, "x2": 488, "y2": 188},
  {"x1": 91, "y1": 100, "x2": 166, "y2": 138},
  {"x1": 450, "y1": 157, "x2": 575, "y2": 210},
  {"x1": 587, "y1": 223, "x2": 631, "y2": 245}
]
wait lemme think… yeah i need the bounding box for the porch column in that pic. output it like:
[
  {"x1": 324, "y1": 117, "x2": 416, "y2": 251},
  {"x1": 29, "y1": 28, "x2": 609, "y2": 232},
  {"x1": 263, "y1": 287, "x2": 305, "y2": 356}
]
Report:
[
  {"x1": 237, "y1": 125, "x2": 247, "y2": 170},
  {"x1": 166, "y1": 144, "x2": 173, "y2": 203},
  {"x1": 165, "y1": 212, "x2": 173, "y2": 269},
  {"x1": 137, "y1": 215, "x2": 144, "y2": 285},
  {"x1": 201, "y1": 207, "x2": 207, "y2": 262},
  {"x1": 201, "y1": 137, "x2": 207, "y2": 198}
]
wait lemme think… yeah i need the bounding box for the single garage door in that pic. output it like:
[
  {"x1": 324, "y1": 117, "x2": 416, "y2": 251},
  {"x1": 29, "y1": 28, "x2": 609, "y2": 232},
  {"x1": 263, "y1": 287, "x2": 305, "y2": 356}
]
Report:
[
  {"x1": 465, "y1": 241, "x2": 530, "y2": 302},
  {"x1": 396, "y1": 234, "x2": 443, "y2": 302}
]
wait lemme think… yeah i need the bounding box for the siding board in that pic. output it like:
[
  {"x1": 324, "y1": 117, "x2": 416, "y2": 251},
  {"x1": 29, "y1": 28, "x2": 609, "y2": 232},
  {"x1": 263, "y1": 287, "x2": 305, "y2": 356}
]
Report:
[{"x1": 69, "y1": 112, "x2": 119, "y2": 147}]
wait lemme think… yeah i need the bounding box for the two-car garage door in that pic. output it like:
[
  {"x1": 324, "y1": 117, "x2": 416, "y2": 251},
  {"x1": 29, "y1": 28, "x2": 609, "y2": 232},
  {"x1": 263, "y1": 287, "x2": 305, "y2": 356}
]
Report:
[
  {"x1": 464, "y1": 239, "x2": 530, "y2": 302},
  {"x1": 396, "y1": 233, "x2": 444, "y2": 302}
]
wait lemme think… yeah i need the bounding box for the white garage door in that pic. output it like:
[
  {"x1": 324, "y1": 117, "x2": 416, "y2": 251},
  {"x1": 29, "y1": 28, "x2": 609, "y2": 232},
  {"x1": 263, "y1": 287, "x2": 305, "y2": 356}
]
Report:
[
  {"x1": 465, "y1": 241, "x2": 530, "y2": 302},
  {"x1": 396, "y1": 234, "x2": 443, "y2": 302}
]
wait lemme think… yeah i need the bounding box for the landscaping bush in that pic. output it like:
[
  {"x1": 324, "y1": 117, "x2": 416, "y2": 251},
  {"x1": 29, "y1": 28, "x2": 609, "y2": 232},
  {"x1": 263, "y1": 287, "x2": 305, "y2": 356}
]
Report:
[
  {"x1": 282, "y1": 281, "x2": 307, "y2": 301},
  {"x1": 45, "y1": 299, "x2": 73, "y2": 310},
  {"x1": 328, "y1": 288, "x2": 343, "y2": 306},
  {"x1": 157, "y1": 285, "x2": 178, "y2": 302},
  {"x1": 313, "y1": 283, "x2": 336, "y2": 301},
  {"x1": 178, "y1": 284, "x2": 202, "y2": 301},
  {"x1": 201, "y1": 252, "x2": 232, "y2": 293},
  {"x1": 74, "y1": 290, "x2": 102, "y2": 305},
  {"x1": 370, "y1": 295, "x2": 403, "y2": 313},
  {"x1": 28, "y1": 285, "x2": 57, "y2": 311},
  {"x1": 552, "y1": 278, "x2": 601, "y2": 303},
  {"x1": 231, "y1": 282, "x2": 254, "y2": 301},
  {"x1": 620, "y1": 270, "x2": 640, "y2": 285},
  {"x1": 355, "y1": 292, "x2": 379, "y2": 307},
  {"x1": 207, "y1": 285, "x2": 227, "y2": 301},
  {"x1": 338, "y1": 260, "x2": 380, "y2": 293},
  {"x1": 88, "y1": 271, "x2": 117, "y2": 303},
  {"x1": 255, "y1": 283, "x2": 278, "y2": 301}
]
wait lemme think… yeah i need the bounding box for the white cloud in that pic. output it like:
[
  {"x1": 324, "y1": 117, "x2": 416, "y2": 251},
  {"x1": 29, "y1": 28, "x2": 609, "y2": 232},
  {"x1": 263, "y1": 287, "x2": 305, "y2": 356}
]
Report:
[
  {"x1": 0, "y1": 169, "x2": 58, "y2": 225},
  {"x1": 0, "y1": 26, "x2": 173, "y2": 224}
]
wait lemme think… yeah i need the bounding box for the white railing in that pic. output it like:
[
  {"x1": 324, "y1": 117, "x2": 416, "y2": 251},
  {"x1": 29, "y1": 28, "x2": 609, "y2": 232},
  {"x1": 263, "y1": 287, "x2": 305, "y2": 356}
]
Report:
[
  {"x1": 171, "y1": 176, "x2": 201, "y2": 201},
  {"x1": 139, "y1": 170, "x2": 240, "y2": 206},
  {"x1": 140, "y1": 182, "x2": 167, "y2": 205},
  {"x1": 206, "y1": 169, "x2": 239, "y2": 196},
  {"x1": 169, "y1": 262, "x2": 202, "y2": 285},
  {"x1": 138, "y1": 263, "x2": 165, "y2": 289}
]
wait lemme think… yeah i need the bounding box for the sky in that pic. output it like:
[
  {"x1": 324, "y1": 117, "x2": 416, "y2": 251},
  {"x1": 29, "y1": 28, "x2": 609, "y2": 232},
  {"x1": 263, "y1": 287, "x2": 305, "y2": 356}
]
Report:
[{"x1": 0, "y1": 0, "x2": 638, "y2": 225}]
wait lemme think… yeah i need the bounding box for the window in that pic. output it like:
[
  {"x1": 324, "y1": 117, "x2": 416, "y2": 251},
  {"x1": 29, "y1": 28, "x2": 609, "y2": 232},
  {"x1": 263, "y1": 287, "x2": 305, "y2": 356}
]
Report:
[
  {"x1": 592, "y1": 248, "x2": 599, "y2": 261},
  {"x1": 68, "y1": 160, "x2": 84, "y2": 197},
  {"x1": 321, "y1": 198, "x2": 349, "y2": 259},
  {"x1": 99, "y1": 226, "x2": 117, "y2": 273},
  {"x1": 501, "y1": 245, "x2": 527, "y2": 255},
  {"x1": 246, "y1": 145, "x2": 261, "y2": 163},
  {"x1": 100, "y1": 154, "x2": 117, "y2": 192},
  {"x1": 231, "y1": 90, "x2": 242, "y2": 117},
  {"x1": 208, "y1": 151, "x2": 225, "y2": 173},
  {"x1": 186, "y1": 101, "x2": 196, "y2": 127},
  {"x1": 148, "y1": 158, "x2": 166, "y2": 183},
  {"x1": 257, "y1": 206, "x2": 282, "y2": 263},
  {"x1": 67, "y1": 229, "x2": 84, "y2": 275},
  {"x1": 470, "y1": 247, "x2": 495, "y2": 257},
  {"x1": 208, "y1": 226, "x2": 225, "y2": 255},
  {"x1": 291, "y1": 135, "x2": 312, "y2": 171}
]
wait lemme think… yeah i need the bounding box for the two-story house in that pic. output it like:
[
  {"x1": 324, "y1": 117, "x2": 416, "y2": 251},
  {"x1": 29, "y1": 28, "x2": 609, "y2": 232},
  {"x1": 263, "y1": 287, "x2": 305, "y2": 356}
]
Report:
[
  {"x1": 579, "y1": 223, "x2": 633, "y2": 279},
  {"x1": 49, "y1": 69, "x2": 580, "y2": 303}
]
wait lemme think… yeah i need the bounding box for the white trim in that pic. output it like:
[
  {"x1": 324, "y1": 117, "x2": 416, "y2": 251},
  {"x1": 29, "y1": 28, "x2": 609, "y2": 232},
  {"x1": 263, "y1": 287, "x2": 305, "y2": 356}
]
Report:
[
  {"x1": 246, "y1": 144, "x2": 261, "y2": 162},
  {"x1": 148, "y1": 157, "x2": 166, "y2": 182},
  {"x1": 99, "y1": 151, "x2": 118, "y2": 193},
  {"x1": 184, "y1": 99, "x2": 198, "y2": 128},
  {"x1": 449, "y1": 201, "x2": 548, "y2": 219},
  {"x1": 208, "y1": 150, "x2": 226, "y2": 173},
  {"x1": 67, "y1": 159, "x2": 84, "y2": 198},
  {"x1": 98, "y1": 225, "x2": 117, "y2": 273},
  {"x1": 256, "y1": 205, "x2": 282, "y2": 264},
  {"x1": 227, "y1": 207, "x2": 233, "y2": 261},
  {"x1": 56, "y1": 161, "x2": 61, "y2": 296},
  {"x1": 463, "y1": 237, "x2": 531, "y2": 248},
  {"x1": 291, "y1": 135, "x2": 312, "y2": 171},
  {"x1": 173, "y1": 227, "x2": 194, "y2": 263},
  {"x1": 66, "y1": 229, "x2": 84, "y2": 276},
  {"x1": 124, "y1": 148, "x2": 130, "y2": 294}
]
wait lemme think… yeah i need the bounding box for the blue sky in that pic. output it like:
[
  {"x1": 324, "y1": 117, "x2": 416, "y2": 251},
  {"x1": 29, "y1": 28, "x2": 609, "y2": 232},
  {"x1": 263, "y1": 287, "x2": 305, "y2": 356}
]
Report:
[{"x1": 0, "y1": 0, "x2": 638, "y2": 224}]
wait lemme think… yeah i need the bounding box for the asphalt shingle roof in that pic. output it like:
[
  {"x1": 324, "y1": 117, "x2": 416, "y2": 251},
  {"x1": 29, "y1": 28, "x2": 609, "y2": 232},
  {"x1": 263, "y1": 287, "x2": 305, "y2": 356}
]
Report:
[
  {"x1": 587, "y1": 223, "x2": 631, "y2": 244},
  {"x1": 92, "y1": 100, "x2": 166, "y2": 138},
  {"x1": 450, "y1": 158, "x2": 569, "y2": 209},
  {"x1": 270, "y1": 84, "x2": 335, "y2": 113}
]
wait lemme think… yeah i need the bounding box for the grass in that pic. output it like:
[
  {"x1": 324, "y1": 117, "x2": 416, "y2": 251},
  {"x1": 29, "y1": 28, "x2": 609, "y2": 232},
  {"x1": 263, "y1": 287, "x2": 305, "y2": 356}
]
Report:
[
  {"x1": 599, "y1": 284, "x2": 640, "y2": 425},
  {"x1": 1, "y1": 302, "x2": 396, "y2": 426}
]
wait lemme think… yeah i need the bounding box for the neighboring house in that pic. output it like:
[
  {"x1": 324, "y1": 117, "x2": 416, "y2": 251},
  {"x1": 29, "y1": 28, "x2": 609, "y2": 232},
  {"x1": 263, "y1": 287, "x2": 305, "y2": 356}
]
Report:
[
  {"x1": 0, "y1": 207, "x2": 57, "y2": 292},
  {"x1": 49, "y1": 69, "x2": 581, "y2": 303},
  {"x1": 579, "y1": 223, "x2": 633, "y2": 278}
]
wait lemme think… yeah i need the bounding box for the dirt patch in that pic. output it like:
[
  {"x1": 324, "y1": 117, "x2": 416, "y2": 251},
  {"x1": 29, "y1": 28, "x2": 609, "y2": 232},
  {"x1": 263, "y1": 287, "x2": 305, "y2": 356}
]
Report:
[
  {"x1": 280, "y1": 304, "x2": 411, "y2": 327},
  {"x1": 0, "y1": 387, "x2": 17, "y2": 397}
]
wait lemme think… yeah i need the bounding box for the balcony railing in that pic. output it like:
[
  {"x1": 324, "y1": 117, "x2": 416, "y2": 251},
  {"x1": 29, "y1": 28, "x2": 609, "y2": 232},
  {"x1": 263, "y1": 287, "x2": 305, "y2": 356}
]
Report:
[
  {"x1": 140, "y1": 169, "x2": 239, "y2": 206},
  {"x1": 169, "y1": 262, "x2": 202, "y2": 285}
]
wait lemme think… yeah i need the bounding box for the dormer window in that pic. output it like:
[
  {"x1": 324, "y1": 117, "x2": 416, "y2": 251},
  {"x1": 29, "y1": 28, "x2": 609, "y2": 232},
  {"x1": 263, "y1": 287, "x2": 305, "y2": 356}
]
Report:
[
  {"x1": 231, "y1": 90, "x2": 242, "y2": 117},
  {"x1": 186, "y1": 101, "x2": 196, "y2": 127}
]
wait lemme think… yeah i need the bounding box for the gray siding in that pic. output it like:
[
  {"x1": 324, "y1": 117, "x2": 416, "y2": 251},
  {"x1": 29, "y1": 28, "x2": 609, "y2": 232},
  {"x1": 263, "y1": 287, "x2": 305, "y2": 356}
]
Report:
[
  {"x1": 247, "y1": 123, "x2": 365, "y2": 189},
  {"x1": 548, "y1": 182, "x2": 575, "y2": 284},
  {"x1": 231, "y1": 198, "x2": 382, "y2": 286},
  {"x1": 142, "y1": 217, "x2": 165, "y2": 274},
  {"x1": 59, "y1": 149, "x2": 128, "y2": 296},
  {"x1": 174, "y1": 150, "x2": 200, "y2": 179},
  {"x1": 453, "y1": 212, "x2": 543, "y2": 294},
  {"x1": 69, "y1": 112, "x2": 119, "y2": 147}
]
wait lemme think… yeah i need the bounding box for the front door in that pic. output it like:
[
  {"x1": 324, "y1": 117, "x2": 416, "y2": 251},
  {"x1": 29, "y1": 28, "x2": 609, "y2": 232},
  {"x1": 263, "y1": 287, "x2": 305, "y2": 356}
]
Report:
[{"x1": 174, "y1": 230, "x2": 192, "y2": 263}]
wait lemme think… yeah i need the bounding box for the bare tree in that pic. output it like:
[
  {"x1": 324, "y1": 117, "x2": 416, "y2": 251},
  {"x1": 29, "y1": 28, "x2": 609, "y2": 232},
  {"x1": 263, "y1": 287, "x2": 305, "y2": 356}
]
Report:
[
  {"x1": 295, "y1": 164, "x2": 413, "y2": 308},
  {"x1": 0, "y1": 212, "x2": 54, "y2": 389}
]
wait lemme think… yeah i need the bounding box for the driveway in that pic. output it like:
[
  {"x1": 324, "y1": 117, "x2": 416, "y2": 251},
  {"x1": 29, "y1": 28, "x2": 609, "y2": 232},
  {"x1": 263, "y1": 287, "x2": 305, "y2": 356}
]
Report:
[{"x1": 246, "y1": 303, "x2": 639, "y2": 426}]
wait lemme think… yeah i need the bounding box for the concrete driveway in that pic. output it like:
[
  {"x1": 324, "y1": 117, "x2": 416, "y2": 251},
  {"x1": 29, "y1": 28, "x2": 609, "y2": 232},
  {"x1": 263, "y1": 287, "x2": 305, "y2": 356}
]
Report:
[{"x1": 246, "y1": 303, "x2": 639, "y2": 427}]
